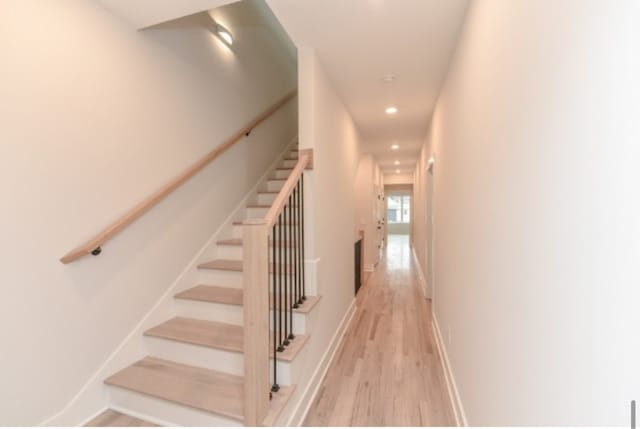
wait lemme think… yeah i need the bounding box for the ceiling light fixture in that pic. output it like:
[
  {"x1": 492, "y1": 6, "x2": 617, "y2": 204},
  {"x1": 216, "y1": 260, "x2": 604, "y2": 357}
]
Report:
[
  {"x1": 385, "y1": 106, "x2": 398, "y2": 115},
  {"x1": 394, "y1": 160, "x2": 400, "y2": 165},
  {"x1": 382, "y1": 74, "x2": 396, "y2": 83},
  {"x1": 396, "y1": 169, "x2": 401, "y2": 174},
  {"x1": 391, "y1": 144, "x2": 399, "y2": 150},
  {"x1": 216, "y1": 23, "x2": 233, "y2": 46}
]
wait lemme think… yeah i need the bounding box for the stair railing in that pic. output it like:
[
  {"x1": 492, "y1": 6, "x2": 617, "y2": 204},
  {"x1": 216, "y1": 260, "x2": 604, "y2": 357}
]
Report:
[
  {"x1": 242, "y1": 148, "x2": 313, "y2": 425},
  {"x1": 59, "y1": 90, "x2": 297, "y2": 264}
]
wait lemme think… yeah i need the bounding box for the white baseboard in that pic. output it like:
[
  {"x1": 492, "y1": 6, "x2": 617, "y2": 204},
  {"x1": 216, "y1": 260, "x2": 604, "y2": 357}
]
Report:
[
  {"x1": 40, "y1": 138, "x2": 298, "y2": 427},
  {"x1": 432, "y1": 315, "x2": 467, "y2": 426},
  {"x1": 411, "y1": 246, "x2": 429, "y2": 298},
  {"x1": 285, "y1": 298, "x2": 357, "y2": 426}
]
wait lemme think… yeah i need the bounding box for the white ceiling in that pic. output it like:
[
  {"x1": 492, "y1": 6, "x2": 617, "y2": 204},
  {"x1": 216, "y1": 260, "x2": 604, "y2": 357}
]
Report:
[
  {"x1": 96, "y1": 0, "x2": 237, "y2": 29},
  {"x1": 266, "y1": 0, "x2": 469, "y2": 174}
]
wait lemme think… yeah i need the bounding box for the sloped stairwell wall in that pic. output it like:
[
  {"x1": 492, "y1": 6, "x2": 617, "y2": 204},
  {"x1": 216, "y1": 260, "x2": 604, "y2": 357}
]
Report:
[{"x1": 0, "y1": 0, "x2": 296, "y2": 425}]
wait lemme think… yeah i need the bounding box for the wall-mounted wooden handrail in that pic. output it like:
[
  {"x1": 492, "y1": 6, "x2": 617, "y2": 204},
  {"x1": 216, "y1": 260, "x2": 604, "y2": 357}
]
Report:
[
  {"x1": 60, "y1": 90, "x2": 297, "y2": 264},
  {"x1": 263, "y1": 149, "x2": 313, "y2": 229}
]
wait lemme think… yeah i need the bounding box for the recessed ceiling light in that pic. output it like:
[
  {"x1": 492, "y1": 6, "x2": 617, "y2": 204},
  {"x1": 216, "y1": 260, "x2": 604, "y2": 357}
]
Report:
[
  {"x1": 394, "y1": 160, "x2": 400, "y2": 165},
  {"x1": 396, "y1": 169, "x2": 401, "y2": 174},
  {"x1": 382, "y1": 74, "x2": 396, "y2": 83},
  {"x1": 216, "y1": 24, "x2": 233, "y2": 46},
  {"x1": 385, "y1": 106, "x2": 398, "y2": 115},
  {"x1": 391, "y1": 144, "x2": 399, "y2": 150}
]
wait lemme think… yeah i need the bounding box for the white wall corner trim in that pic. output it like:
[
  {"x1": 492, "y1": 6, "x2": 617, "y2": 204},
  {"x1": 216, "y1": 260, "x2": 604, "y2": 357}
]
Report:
[
  {"x1": 432, "y1": 315, "x2": 468, "y2": 427},
  {"x1": 39, "y1": 139, "x2": 298, "y2": 427},
  {"x1": 411, "y1": 246, "x2": 428, "y2": 298},
  {"x1": 285, "y1": 298, "x2": 357, "y2": 426}
]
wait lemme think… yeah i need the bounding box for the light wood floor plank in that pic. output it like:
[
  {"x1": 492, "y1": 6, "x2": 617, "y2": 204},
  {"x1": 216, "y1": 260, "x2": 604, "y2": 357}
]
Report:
[{"x1": 304, "y1": 235, "x2": 455, "y2": 426}]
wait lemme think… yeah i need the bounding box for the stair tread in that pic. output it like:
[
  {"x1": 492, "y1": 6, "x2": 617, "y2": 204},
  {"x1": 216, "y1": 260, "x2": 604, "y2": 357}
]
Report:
[
  {"x1": 104, "y1": 356, "x2": 245, "y2": 421},
  {"x1": 247, "y1": 204, "x2": 271, "y2": 208},
  {"x1": 85, "y1": 410, "x2": 157, "y2": 427},
  {"x1": 198, "y1": 259, "x2": 242, "y2": 271},
  {"x1": 175, "y1": 285, "x2": 322, "y2": 314},
  {"x1": 175, "y1": 284, "x2": 242, "y2": 305},
  {"x1": 198, "y1": 259, "x2": 297, "y2": 274},
  {"x1": 233, "y1": 220, "x2": 299, "y2": 226},
  {"x1": 217, "y1": 238, "x2": 299, "y2": 247},
  {"x1": 145, "y1": 317, "x2": 309, "y2": 362}
]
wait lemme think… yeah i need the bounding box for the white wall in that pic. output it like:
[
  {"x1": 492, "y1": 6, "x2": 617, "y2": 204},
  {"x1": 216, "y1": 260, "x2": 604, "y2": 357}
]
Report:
[
  {"x1": 275, "y1": 45, "x2": 361, "y2": 423},
  {"x1": 0, "y1": 1, "x2": 296, "y2": 425},
  {"x1": 383, "y1": 173, "x2": 413, "y2": 185},
  {"x1": 414, "y1": 0, "x2": 640, "y2": 425}
]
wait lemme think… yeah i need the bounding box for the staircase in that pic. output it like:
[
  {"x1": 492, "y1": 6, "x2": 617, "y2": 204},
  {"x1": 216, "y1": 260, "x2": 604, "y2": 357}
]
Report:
[{"x1": 87, "y1": 145, "x2": 319, "y2": 426}]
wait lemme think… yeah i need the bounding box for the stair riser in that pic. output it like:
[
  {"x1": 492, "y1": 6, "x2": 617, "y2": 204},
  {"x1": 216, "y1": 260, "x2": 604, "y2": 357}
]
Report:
[
  {"x1": 281, "y1": 159, "x2": 297, "y2": 169},
  {"x1": 174, "y1": 299, "x2": 308, "y2": 334},
  {"x1": 273, "y1": 169, "x2": 292, "y2": 180},
  {"x1": 217, "y1": 245, "x2": 243, "y2": 260},
  {"x1": 247, "y1": 206, "x2": 269, "y2": 218},
  {"x1": 107, "y1": 386, "x2": 242, "y2": 427},
  {"x1": 230, "y1": 225, "x2": 243, "y2": 238},
  {"x1": 197, "y1": 270, "x2": 243, "y2": 288},
  {"x1": 144, "y1": 337, "x2": 293, "y2": 384},
  {"x1": 266, "y1": 180, "x2": 286, "y2": 192},
  {"x1": 197, "y1": 269, "x2": 302, "y2": 289},
  {"x1": 175, "y1": 299, "x2": 243, "y2": 325},
  {"x1": 257, "y1": 193, "x2": 277, "y2": 205}
]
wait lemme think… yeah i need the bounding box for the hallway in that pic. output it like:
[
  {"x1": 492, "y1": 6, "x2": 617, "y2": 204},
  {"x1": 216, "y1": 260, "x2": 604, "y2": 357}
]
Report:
[{"x1": 304, "y1": 235, "x2": 454, "y2": 426}]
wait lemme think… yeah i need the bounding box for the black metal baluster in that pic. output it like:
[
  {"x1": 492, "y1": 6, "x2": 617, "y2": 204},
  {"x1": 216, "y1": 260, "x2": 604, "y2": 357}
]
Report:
[
  {"x1": 288, "y1": 192, "x2": 295, "y2": 341},
  {"x1": 277, "y1": 214, "x2": 285, "y2": 352},
  {"x1": 271, "y1": 225, "x2": 279, "y2": 393},
  {"x1": 301, "y1": 173, "x2": 306, "y2": 301},
  {"x1": 293, "y1": 182, "x2": 300, "y2": 309},
  {"x1": 283, "y1": 197, "x2": 290, "y2": 346},
  {"x1": 297, "y1": 180, "x2": 303, "y2": 306}
]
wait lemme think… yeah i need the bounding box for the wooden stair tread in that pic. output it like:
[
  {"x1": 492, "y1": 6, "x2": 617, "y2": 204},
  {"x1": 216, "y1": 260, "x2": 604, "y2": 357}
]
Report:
[
  {"x1": 198, "y1": 259, "x2": 242, "y2": 271},
  {"x1": 175, "y1": 285, "x2": 242, "y2": 305},
  {"x1": 175, "y1": 285, "x2": 321, "y2": 314},
  {"x1": 233, "y1": 220, "x2": 299, "y2": 226},
  {"x1": 145, "y1": 317, "x2": 309, "y2": 362},
  {"x1": 217, "y1": 238, "x2": 299, "y2": 247},
  {"x1": 104, "y1": 357, "x2": 244, "y2": 421},
  {"x1": 216, "y1": 238, "x2": 243, "y2": 246},
  {"x1": 85, "y1": 410, "x2": 157, "y2": 427},
  {"x1": 198, "y1": 259, "x2": 297, "y2": 274}
]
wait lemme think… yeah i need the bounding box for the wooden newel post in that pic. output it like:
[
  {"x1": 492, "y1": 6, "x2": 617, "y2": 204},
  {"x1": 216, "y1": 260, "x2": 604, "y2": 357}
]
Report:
[{"x1": 242, "y1": 219, "x2": 270, "y2": 426}]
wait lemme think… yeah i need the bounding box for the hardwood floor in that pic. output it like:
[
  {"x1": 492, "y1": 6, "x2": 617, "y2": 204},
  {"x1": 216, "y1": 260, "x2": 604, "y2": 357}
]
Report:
[{"x1": 304, "y1": 234, "x2": 455, "y2": 426}]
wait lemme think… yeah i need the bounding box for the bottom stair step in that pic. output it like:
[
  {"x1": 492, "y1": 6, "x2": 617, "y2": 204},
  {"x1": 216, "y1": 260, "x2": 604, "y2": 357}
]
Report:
[
  {"x1": 105, "y1": 357, "x2": 244, "y2": 422},
  {"x1": 86, "y1": 409, "x2": 157, "y2": 427},
  {"x1": 104, "y1": 357, "x2": 295, "y2": 426}
]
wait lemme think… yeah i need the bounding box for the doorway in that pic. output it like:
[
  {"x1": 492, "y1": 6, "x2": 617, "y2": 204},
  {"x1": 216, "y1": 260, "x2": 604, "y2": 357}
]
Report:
[{"x1": 385, "y1": 187, "x2": 412, "y2": 237}]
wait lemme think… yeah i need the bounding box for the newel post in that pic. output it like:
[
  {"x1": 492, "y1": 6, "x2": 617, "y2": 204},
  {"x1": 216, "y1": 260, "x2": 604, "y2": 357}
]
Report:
[{"x1": 242, "y1": 219, "x2": 270, "y2": 426}]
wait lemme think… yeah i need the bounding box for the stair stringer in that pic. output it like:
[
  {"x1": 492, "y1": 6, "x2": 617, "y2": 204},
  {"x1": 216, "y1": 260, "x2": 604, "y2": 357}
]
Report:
[{"x1": 40, "y1": 136, "x2": 298, "y2": 427}]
